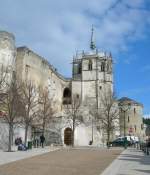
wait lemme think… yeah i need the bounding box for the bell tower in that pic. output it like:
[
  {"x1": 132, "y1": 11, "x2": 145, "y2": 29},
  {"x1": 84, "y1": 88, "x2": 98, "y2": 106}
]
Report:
[{"x1": 72, "y1": 27, "x2": 113, "y2": 107}]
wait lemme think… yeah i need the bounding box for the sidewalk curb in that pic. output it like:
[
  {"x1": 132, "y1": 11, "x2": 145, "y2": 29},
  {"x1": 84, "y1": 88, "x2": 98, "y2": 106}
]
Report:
[{"x1": 100, "y1": 149, "x2": 126, "y2": 175}]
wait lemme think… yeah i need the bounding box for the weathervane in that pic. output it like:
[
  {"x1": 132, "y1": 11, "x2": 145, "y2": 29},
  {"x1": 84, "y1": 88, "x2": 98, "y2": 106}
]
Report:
[{"x1": 90, "y1": 25, "x2": 96, "y2": 50}]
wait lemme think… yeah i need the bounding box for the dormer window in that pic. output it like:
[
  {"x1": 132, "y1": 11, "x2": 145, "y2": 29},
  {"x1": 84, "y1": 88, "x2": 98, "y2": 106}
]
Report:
[{"x1": 88, "y1": 60, "x2": 92, "y2": 70}]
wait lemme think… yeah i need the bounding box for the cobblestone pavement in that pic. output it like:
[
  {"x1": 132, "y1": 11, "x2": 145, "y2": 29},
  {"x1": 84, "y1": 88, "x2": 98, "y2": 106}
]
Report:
[{"x1": 0, "y1": 147, "x2": 122, "y2": 175}]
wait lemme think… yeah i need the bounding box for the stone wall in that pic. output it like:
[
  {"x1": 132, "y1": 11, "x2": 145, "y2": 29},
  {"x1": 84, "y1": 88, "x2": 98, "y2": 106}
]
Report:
[{"x1": 119, "y1": 98, "x2": 145, "y2": 140}]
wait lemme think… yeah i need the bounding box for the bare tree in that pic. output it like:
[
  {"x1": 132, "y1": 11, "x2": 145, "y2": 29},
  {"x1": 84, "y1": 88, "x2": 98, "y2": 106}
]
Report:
[
  {"x1": 98, "y1": 89, "x2": 119, "y2": 148},
  {"x1": 0, "y1": 72, "x2": 21, "y2": 151},
  {"x1": 65, "y1": 94, "x2": 82, "y2": 147},
  {"x1": 38, "y1": 87, "x2": 55, "y2": 136},
  {"x1": 19, "y1": 80, "x2": 38, "y2": 146},
  {"x1": 0, "y1": 64, "x2": 5, "y2": 89}
]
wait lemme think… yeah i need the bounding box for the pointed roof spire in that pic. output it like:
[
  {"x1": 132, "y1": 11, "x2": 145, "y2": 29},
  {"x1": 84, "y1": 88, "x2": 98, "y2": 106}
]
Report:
[
  {"x1": 90, "y1": 25, "x2": 96, "y2": 50},
  {"x1": 109, "y1": 52, "x2": 112, "y2": 58}
]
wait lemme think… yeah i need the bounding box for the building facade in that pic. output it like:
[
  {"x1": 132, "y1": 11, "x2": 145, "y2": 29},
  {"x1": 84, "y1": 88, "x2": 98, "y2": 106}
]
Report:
[
  {"x1": 118, "y1": 97, "x2": 145, "y2": 141},
  {"x1": 0, "y1": 30, "x2": 145, "y2": 148}
]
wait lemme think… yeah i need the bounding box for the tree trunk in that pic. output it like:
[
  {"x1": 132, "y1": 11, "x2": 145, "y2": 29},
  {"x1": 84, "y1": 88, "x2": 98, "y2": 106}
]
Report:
[
  {"x1": 42, "y1": 121, "x2": 45, "y2": 136},
  {"x1": 107, "y1": 129, "x2": 110, "y2": 149},
  {"x1": 8, "y1": 123, "x2": 13, "y2": 152},
  {"x1": 72, "y1": 119, "x2": 75, "y2": 147},
  {"x1": 24, "y1": 124, "x2": 29, "y2": 146}
]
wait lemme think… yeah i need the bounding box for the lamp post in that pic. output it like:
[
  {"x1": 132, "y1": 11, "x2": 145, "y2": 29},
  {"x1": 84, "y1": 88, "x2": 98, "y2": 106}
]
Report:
[
  {"x1": 91, "y1": 117, "x2": 94, "y2": 144},
  {"x1": 89, "y1": 104, "x2": 96, "y2": 145},
  {"x1": 119, "y1": 102, "x2": 131, "y2": 149}
]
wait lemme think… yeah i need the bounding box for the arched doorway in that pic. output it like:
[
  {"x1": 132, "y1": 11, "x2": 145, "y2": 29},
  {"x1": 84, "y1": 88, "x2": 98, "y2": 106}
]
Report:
[
  {"x1": 64, "y1": 128, "x2": 72, "y2": 146},
  {"x1": 63, "y1": 88, "x2": 71, "y2": 104}
]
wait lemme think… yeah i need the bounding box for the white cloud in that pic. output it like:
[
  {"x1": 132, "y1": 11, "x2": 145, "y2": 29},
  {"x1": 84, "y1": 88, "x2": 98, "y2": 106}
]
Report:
[{"x1": 0, "y1": 0, "x2": 149, "y2": 76}]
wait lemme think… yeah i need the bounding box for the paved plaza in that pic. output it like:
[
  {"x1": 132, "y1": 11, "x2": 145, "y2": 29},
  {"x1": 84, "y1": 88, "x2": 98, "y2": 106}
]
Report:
[
  {"x1": 0, "y1": 146, "x2": 60, "y2": 166},
  {"x1": 0, "y1": 147, "x2": 122, "y2": 175},
  {"x1": 0, "y1": 147, "x2": 149, "y2": 175}
]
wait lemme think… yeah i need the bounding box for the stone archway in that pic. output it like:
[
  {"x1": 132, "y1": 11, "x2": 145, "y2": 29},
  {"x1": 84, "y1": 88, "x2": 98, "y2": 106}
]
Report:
[
  {"x1": 63, "y1": 88, "x2": 71, "y2": 104},
  {"x1": 64, "y1": 128, "x2": 72, "y2": 146}
]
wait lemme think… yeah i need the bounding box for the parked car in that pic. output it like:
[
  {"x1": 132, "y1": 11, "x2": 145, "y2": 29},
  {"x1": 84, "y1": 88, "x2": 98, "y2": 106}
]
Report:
[{"x1": 110, "y1": 137, "x2": 132, "y2": 147}]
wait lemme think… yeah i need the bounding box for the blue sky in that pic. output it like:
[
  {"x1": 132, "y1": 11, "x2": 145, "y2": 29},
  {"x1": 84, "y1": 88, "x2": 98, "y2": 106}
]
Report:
[{"x1": 0, "y1": 0, "x2": 150, "y2": 115}]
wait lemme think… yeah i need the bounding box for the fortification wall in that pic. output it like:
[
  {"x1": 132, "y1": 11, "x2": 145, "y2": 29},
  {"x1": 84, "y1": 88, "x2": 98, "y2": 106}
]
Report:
[{"x1": 0, "y1": 31, "x2": 16, "y2": 67}]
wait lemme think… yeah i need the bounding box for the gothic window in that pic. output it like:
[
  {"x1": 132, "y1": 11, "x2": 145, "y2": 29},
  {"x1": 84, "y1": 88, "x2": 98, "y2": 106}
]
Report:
[
  {"x1": 73, "y1": 64, "x2": 78, "y2": 74},
  {"x1": 73, "y1": 63, "x2": 81, "y2": 75},
  {"x1": 88, "y1": 60, "x2": 92, "y2": 70},
  {"x1": 101, "y1": 62, "x2": 105, "y2": 72},
  {"x1": 78, "y1": 63, "x2": 82, "y2": 74},
  {"x1": 107, "y1": 63, "x2": 109, "y2": 72}
]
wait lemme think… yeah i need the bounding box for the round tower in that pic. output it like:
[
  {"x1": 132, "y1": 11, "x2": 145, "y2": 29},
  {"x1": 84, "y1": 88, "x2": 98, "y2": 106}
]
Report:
[{"x1": 0, "y1": 31, "x2": 16, "y2": 68}]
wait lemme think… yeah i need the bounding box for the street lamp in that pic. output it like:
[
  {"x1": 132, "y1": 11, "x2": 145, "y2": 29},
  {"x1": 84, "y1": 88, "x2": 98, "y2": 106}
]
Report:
[
  {"x1": 88, "y1": 104, "x2": 96, "y2": 145},
  {"x1": 119, "y1": 102, "x2": 131, "y2": 149}
]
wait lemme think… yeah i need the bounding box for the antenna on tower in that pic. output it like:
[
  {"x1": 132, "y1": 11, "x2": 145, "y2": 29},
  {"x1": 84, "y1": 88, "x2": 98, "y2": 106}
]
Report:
[{"x1": 90, "y1": 25, "x2": 96, "y2": 50}]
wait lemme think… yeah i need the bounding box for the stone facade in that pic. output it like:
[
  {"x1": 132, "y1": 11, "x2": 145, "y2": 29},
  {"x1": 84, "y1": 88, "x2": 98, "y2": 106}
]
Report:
[
  {"x1": 118, "y1": 97, "x2": 145, "y2": 141},
  {"x1": 0, "y1": 31, "x2": 16, "y2": 67},
  {"x1": 0, "y1": 31, "x2": 145, "y2": 147},
  {"x1": 0, "y1": 31, "x2": 16, "y2": 87},
  {"x1": 72, "y1": 51, "x2": 113, "y2": 107}
]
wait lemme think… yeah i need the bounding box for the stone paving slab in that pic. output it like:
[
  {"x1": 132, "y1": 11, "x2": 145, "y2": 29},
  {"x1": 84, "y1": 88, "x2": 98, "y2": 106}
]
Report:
[
  {"x1": 0, "y1": 148, "x2": 122, "y2": 175},
  {"x1": 101, "y1": 148, "x2": 150, "y2": 175},
  {"x1": 0, "y1": 146, "x2": 60, "y2": 165}
]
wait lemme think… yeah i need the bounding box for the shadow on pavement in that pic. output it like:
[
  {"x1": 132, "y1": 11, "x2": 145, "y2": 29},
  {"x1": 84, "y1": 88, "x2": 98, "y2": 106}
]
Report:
[
  {"x1": 134, "y1": 169, "x2": 150, "y2": 174},
  {"x1": 118, "y1": 152, "x2": 150, "y2": 165},
  {"x1": 117, "y1": 149, "x2": 150, "y2": 174}
]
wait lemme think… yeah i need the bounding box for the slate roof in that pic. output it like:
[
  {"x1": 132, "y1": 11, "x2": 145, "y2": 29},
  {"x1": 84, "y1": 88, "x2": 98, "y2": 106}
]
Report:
[{"x1": 118, "y1": 97, "x2": 143, "y2": 107}]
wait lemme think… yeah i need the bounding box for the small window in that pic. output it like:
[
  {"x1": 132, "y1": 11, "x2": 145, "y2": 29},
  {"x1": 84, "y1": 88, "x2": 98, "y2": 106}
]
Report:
[
  {"x1": 128, "y1": 116, "x2": 130, "y2": 123},
  {"x1": 134, "y1": 125, "x2": 136, "y2": 132},
  {"x1": 141, "y1": 124, "x2": 143, "y2": 130},
  {"x1": 134, "y1": 108, "x2": 136, "y2": 114},
  {"x1": 88, "y1": 60, "x2": 92, "y2": 70},
  {"x1": 76, "y1": 94, "x2": 79, "y2": 98},
  {"x1": 25, "y1": 64, "x2": 30, "y2": 74},
  {"x1": 99, "y1": 86, "x2": 102, "y2": 90}
]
